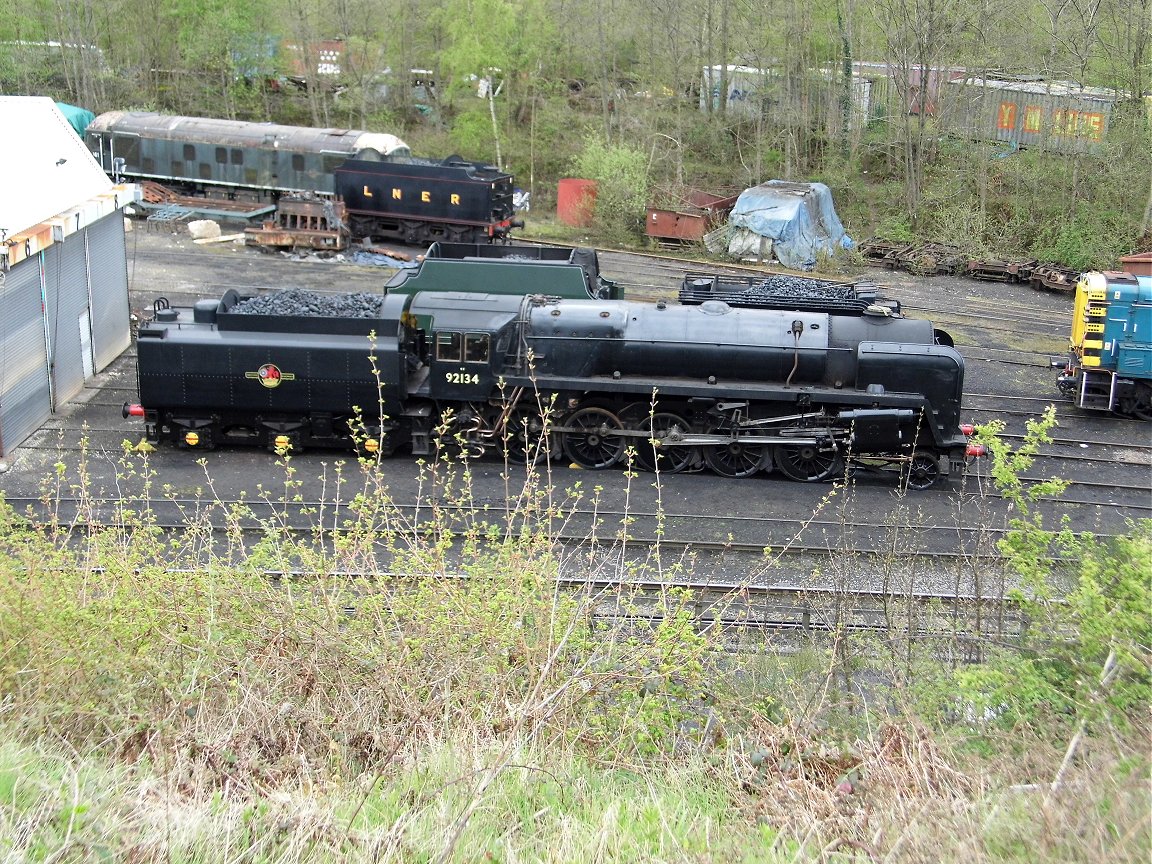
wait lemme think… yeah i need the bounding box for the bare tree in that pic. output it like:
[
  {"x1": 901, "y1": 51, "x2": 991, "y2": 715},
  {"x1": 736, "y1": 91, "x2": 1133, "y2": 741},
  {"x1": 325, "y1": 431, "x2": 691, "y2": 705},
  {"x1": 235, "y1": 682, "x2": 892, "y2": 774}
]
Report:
[
  {"x1": 47, "y1": 0, "x2": 108, "y2": 108},
  {"x1": 1037, "y1": 0, "x2": 1104, "y2": 81},
  {"x1": 871, "y1": 0, "x2": 985, "y2": 223},
  {"x1": 1143, "y1": 175, "x2": 1152, "y2": 238},
  {"x1": 283, "y1": 0, "x2": 331, "y2": 126},
  {"x1": 1095, "y1": 0, "x2": 1152, "y2": 96}
]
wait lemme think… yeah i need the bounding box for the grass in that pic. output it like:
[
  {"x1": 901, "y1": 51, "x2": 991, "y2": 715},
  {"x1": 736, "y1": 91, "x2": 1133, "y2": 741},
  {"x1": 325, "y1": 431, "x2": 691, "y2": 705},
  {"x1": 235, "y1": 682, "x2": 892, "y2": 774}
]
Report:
[
  {"x1": 0, "y1": 733, "x2": 789, "y2": 863},
  {"x1": 0, "y1": 432, "x2": 1148, "y2": 862},
  {"x1": 1, "y1": 719, "x2": 1145, "y2": 862}
]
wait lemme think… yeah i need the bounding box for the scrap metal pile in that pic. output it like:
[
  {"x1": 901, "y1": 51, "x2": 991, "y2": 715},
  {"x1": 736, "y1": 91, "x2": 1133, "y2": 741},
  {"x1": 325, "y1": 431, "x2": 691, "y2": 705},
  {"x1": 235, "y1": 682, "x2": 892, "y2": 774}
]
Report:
[{"x1": 858, "y1": 239, "x2": 1080, "y2": 292}]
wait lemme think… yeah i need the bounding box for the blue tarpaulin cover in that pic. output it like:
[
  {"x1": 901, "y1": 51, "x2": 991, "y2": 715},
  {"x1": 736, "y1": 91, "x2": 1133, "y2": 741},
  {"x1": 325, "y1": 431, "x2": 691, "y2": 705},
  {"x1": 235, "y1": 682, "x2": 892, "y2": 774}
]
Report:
[{"x1": 726, "y1": 180, "x2": 854, "y2": 270}]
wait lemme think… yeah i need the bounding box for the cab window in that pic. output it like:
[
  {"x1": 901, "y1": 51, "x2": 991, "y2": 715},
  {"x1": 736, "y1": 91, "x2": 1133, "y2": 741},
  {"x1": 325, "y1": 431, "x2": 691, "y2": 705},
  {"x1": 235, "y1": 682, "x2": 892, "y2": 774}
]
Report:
[
  {"x1": 112, "y1": 135, "x2": 140, "y2": 167},
  {"x1": 464, "y1": 333, "x2": 490, "y2": 363},
  {"x1": 436, "y1": 332, "x2": 462, "y2": 362}
]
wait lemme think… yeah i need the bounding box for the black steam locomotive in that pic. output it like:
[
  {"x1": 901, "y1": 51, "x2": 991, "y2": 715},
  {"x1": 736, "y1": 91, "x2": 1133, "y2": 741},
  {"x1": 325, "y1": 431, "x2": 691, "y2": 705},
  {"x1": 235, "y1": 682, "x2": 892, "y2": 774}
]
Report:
[
  {"x1": 85, "y1": 112, "x2": 522, "y2": 244},
  {"x1": 123, "y1": 271, "x2": 974, "y2": 489}
]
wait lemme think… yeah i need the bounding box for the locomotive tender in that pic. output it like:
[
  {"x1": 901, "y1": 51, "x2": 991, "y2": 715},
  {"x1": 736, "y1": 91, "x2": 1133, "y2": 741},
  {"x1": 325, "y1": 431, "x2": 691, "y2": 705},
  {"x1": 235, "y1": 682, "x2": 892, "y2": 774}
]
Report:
[
  {"x1": 334, "y1": 157, "x2": 522, "y2": 244},
  {"x1": 388, "y1": 241, "x2": 622, "y2": 300},
  {"x1": 1057, "y1": 270, "x2": 1152, "y2": 419},
  {"x1": 124, "y1": 273, "x2": 974, "y2": 488},
  {"x1": 85, "y1": 111, "x2": 522, "y2": 244}
]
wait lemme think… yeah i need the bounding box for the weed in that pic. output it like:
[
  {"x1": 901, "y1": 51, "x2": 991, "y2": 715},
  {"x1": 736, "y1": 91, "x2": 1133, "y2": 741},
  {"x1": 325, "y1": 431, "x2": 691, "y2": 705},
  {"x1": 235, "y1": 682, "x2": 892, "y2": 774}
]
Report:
[{"x1": 0, "y1": 417, "x2": 1147, "y2": 862}]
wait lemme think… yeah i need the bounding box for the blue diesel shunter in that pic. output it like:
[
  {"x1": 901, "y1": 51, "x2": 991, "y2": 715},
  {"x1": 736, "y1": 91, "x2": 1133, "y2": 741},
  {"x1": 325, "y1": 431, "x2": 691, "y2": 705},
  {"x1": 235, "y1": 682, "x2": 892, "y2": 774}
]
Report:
[{"x1": 1059, "y1": 270, "x2": 1152, "y2": 419}]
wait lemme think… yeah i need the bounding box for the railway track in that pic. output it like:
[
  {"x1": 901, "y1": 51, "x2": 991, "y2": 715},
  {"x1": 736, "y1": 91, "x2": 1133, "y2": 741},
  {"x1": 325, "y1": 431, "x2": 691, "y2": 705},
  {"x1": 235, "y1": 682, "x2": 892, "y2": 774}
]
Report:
[
  {"x1": 954, "y1": 346, "x2": 1059, "y2": 368},
  {"x1": 0, "y1": 491, "x2": 1032, "y2": 550},
  {"x1": 19, "y1": 414, "x2": 1151, "y2": 499},
  {"x1": 2, "y1": 434, "x2": 1145, "y2": 603},
  {"x1": 6, "y1": 496, "x2": 1033, "y2": 645},
  {"x1": 2, "y1": 230, "x2": 1139, "y2": 603},
  {"x1": 19, "y1": 559, "x2": 1026, "y2": 647},
  {"x1": 285, "y1": 568, "x2": 1031, "y2": 643}
]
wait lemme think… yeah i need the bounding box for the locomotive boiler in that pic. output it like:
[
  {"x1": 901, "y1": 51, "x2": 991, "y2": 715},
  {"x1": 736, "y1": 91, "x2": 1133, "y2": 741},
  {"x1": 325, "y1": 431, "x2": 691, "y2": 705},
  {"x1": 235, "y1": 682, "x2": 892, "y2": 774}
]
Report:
[{"x1": 125, "y1": 284, "x2": 974, "y2": 489}]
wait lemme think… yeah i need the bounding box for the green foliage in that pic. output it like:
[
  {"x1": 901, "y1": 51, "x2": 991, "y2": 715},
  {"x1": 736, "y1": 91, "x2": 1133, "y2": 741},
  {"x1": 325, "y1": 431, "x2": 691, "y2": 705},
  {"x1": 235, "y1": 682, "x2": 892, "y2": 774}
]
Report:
[
  {"x1": 970, "y1": 144, "x2": 1148, "y2": 266},
  {"x1": 874, "y1": 215, "x2": 915, "y2": 242},
  {"x1": 975, "y1": 408, "x2": 1074, "y2": 593},
  {"x1": 5, "y1": 0, "x2": 1150, "y2": 266},
  {"x1": 0, "y1": 733, "x2": 789, "y2": 864},
  {"x1": 448, "y1": 105, "x2": 498, "y2": 160},
  {"x1": 1060, "y1": 524, "x2": 1152, "y2": 714},
  {"x1": 929, "y1": 413, "x2": 1152, "y2": 730},
  {"x1": 498, "y1": 92, "x2": 586, "y2": 205},
  {"x1": 950, "y1": 653, "x2": 1068, "y2": 727},
  {"x1": 582, "y1": 588, "x2": 720, "y2": 757},
  {"x1": 0, "y1": 429, "x2": 1149, "y2": 861},
  {"x1": 434, "y1": 0, "x2": 555, "y2": 103},
  {"x1": 1031, "y1": 209, "x2": 1136, "y2": 272},
  {"x1": 839, "y1": 128, "x2": 1152, "y2": 266},
  {"x1": 569, "y1": 133, "x2": 650, "y2": 243},
  {"x1": 0, "y1": 448, "x2": 729, "y2": 765}
]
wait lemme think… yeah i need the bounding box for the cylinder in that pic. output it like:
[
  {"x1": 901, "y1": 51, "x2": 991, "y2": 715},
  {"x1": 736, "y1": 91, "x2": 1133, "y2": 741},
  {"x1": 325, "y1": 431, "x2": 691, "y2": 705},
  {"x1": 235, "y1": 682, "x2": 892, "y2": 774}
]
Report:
[{"x1": 556, "y1": 178, "x2": 598, "y2": 227}]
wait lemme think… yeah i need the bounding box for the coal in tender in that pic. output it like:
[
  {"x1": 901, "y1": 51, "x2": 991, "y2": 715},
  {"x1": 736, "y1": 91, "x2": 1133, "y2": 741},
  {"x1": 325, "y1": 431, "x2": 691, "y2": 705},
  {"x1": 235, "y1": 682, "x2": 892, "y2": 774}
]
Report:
[
  {"x1": 231, "y1": 289, "x2": 387, "y2": 318},
  {"x1": 739, "y1": 275, "x2": 856, "y2": 300},
  {"x1": 679, "y1": 273, "x2": 872, "y2": 313}
]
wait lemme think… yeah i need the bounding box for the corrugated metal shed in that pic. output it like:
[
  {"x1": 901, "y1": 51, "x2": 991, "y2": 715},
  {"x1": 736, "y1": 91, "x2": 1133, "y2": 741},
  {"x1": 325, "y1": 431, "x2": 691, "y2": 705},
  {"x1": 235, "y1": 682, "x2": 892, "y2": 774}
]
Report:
[
  {"x1": 0, "y1": 96, "x2": 138, "y2": 457},
  {"x1": 944, "y1": 77, "x2": 1124, "y2": 155}
]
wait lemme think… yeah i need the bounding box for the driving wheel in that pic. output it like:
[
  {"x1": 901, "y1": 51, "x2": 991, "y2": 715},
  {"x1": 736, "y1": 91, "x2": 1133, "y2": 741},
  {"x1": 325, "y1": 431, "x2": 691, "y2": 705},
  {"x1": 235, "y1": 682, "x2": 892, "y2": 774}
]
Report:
[
  {"x1": 632, "y1": 411, "x2": 696, "y2": 473},
  {"x1": 562, "y1": 406, "x2": 625, "y2": 469},
  {"x1": 774, "y1": 443, "x2": 844, "y2": 482},
  {"x1": 504, "y1": 409, "x2": 553, "y2": 465},
  {"x1": 703, "y1": 426, "x2": 768, "y2": 478}
]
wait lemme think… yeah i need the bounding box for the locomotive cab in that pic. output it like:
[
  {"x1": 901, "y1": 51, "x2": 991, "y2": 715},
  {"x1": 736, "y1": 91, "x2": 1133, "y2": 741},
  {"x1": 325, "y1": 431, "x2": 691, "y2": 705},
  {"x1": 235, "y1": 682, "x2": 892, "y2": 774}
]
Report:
[{"x1": 405, "y1": 292, "x2": 525, "y2": 401}]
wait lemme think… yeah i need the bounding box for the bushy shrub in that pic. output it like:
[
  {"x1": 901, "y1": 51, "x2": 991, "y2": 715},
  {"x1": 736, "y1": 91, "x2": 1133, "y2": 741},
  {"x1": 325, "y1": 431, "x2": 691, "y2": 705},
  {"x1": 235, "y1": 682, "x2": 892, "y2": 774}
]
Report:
[
  {"x1": 1031, "y1": 209, "x2": 1137, "y2": 271},
  {"x1": 569, "y1": 133, "x2": 650, "y2": 244},
  {"x1": 914, "y1": 411, "x2": 1152, "y2": 730},
  {"x1": 0, "y1": 448, "x2": 731, "y2": 770}
]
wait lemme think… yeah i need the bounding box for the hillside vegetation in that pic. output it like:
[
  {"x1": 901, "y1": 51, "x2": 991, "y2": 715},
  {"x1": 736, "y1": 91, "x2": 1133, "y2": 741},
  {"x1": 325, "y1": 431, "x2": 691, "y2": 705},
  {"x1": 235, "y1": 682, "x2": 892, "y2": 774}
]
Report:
[
  {"x1": 1, "y1": 6, "x2": 1149, "y2": 858},
  {"x1": 3, "y1": 0, "x2": 1150, "y2": 267},
  {"x1": 0, "y1": 416, "x2": 1148, "y2": 861}
]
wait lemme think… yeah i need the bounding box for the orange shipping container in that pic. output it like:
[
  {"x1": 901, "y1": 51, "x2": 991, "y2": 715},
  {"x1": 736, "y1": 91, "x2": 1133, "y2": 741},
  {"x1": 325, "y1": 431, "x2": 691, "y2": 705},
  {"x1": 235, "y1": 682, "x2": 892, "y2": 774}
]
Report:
[{"x1": 557, "y1": 178, "x2": 597, "y2": 227}]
